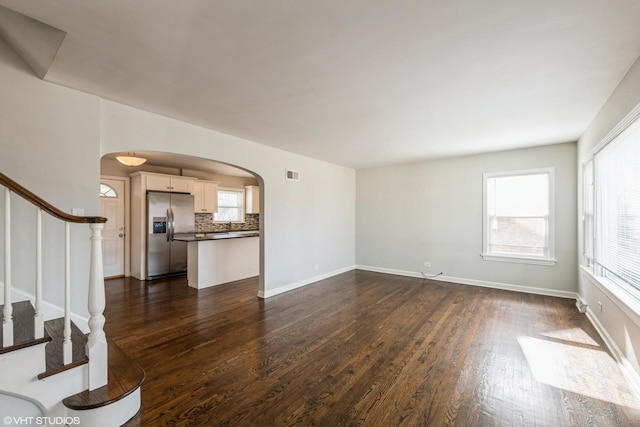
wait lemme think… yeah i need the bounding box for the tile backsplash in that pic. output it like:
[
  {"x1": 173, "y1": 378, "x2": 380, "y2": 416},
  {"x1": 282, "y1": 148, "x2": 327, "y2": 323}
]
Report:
[{"x1": 195, "y1": 213, "x2": 259, "y2": 232}]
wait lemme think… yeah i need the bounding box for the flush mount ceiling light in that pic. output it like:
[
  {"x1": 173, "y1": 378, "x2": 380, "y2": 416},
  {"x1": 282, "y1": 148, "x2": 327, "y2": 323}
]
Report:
[{"x1": 116, "y1": 152, "x2": 147, "y2": 166}]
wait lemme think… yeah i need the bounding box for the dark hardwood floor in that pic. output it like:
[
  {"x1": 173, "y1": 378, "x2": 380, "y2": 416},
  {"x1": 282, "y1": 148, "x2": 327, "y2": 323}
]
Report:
[{"x1": 105, "y1": 270, "x2": 640, "y2": 426}]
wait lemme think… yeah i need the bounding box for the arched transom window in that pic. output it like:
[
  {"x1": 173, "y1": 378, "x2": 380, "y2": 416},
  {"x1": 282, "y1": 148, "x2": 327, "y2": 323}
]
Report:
[{"x1": 100, "y1": 183, "x2": 118, "y2": 198}]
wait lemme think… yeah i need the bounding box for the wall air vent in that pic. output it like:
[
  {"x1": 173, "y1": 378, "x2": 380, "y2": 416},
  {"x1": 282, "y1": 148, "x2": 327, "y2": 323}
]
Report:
[{"x1": 285, "y1": 169, "x2": 300, "y2": 182}]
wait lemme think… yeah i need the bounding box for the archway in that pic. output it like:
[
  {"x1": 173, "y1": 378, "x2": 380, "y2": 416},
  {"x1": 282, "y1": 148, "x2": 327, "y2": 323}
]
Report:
[{"x1": 100, "y1": 151, "x2": 265, "y2": 296}]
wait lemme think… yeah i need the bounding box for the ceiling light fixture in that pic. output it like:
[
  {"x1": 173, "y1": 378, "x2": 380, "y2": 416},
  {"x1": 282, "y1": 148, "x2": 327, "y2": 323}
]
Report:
[{"x1": 116, "y1": 152, "x2": 147, "y2": 167}]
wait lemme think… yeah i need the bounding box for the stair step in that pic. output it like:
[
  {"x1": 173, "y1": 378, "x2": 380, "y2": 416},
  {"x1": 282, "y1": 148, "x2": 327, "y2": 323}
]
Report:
[
  {"x1": 63, "y1": 340, "x2": 145, "y2": 410},
  {"x1": 38, "y1": 318, "x2": 89, "y2": 379},
  {"x1": 0, "y1": 301, "x2": 51, "y2": 354}
]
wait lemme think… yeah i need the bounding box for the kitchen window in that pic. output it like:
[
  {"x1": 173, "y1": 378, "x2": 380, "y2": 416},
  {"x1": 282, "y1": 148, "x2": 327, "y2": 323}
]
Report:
[
  {"x1": 482, "y1": 168, "x2": 556, "y2": 266},
  {"x1": 214, "y1": 188, "x2": 244, "y2": 222}
]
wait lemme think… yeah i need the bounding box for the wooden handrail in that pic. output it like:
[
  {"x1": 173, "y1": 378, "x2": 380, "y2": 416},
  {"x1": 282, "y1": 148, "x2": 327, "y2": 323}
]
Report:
[
  {"x1": 0, "y1": 173, "x2": 107, "y2": 224},
  {"x1": 2, "y1": 172, "x2": 110, "y2": 390}
]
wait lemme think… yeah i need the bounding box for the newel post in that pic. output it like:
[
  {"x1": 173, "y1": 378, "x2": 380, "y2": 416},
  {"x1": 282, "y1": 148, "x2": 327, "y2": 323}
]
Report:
[{"x1": 86, "y1": 222, "x2": 108, "y2": 390}]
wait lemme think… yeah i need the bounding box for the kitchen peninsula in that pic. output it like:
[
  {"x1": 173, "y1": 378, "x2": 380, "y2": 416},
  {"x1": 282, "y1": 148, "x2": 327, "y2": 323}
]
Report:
[{"x1": 173, "y1": 231, "x2": 259, "y2": 289}]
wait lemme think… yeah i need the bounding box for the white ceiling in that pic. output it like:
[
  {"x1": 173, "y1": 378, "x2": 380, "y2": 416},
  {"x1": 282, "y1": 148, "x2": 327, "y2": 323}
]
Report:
[
  {"x1": 102, "y1": 151, "x2": 256, "y2": 178},
  {"x1": 2, "y1": 0, "x2": 640, "y2": 169}
]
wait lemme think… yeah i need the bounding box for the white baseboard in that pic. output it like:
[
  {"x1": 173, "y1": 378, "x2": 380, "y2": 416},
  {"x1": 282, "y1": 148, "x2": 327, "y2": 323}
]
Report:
[
  {"x1": 585, "y1": 306, "x2": 640, "y2": 398},
  {"x1": 355, "y1": 265, "x2": 640, "y2": 397},
  {"x1": 355, "y1": 265, "x2": 579, "y2": 300},
  {"x1": 436, "y1": 274, "x2": 579, "y2": 300},
  {"x1": 258, "y1": 265, "x2": 356, "y2": 299},
  {"x1": 0, "y1": 281, "x2": 89, "y2": 333},
  {"x1": 355, "y1": 265, "x2": 423, "y2": 279}
]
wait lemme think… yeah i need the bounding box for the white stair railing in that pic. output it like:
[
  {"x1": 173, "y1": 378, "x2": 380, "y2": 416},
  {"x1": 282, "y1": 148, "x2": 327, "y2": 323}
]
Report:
[
  {"x1": 87, "y1": 223, "x2": 107, "y2": 390},
  {"x1": 3, "y1": 187, "x2": 13, "y2": 347},
  {"x1": 63, "y1": 222, "x2": 72, "y2": 364},
  {"x1": 34, "y1": 208, "x2": 44, "y2": 339},
  {"x1": 0, "y1": 173, "x2": 107, "y2": 390}
]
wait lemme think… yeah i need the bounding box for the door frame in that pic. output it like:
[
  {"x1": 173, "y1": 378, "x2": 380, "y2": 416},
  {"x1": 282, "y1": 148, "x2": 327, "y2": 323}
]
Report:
[{"x1": 100, "y1": 175, "x2": 131, "y2": 278}]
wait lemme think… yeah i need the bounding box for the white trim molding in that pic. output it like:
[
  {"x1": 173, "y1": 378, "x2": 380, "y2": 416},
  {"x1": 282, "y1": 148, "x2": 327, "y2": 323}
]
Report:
[
  {"x1": 354, "y1": 265, "x2": 423, "y2": 279},
  {"x1": 580, "y1": 266, "x2": 640, "y2": 330},
  {"x1": 100, "y1": 175, "x2": 131, "y2": 278},
  {"x1": 590, "y1": 99, "x2": 640, "y2": 159},
  {"x1": 584, "y1": 304, "x2": 640, "y2": 399},
  {"x1": 481, "y1": 254, "x2": 557, "y2": 266},
  {"x1": 482, "y1": 167, "x2": 556, "y2": 266},
  {"x1": 355, "y1": 265, "x2": 578, "y2": 300},
  {"x1": 436, "y1": 274, "x2": 577, "y2": 299},
  {"x1": 258, "y1": 265, "x2": 356, "y2": 299}
]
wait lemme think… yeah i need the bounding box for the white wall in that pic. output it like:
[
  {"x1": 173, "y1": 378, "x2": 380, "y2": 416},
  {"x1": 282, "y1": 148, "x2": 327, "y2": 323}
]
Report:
[
  {"x1": 357, "y1": 142, "x2": 577, "y2": 296},
  {"x1": 0, "y1": 38, "x2": 100, "y2": 323},
  {"x1": 577, "y1": 56, "x2": 640, "y2": 378},
  {"x1": 100, "y1": 158, "x2": 260, "y2": 187},
  {"x1": 1, "y1": 35, "x2": 355, "y2": 315},
  {"x1": 99, "y1": 101, "x2": 356, "y2": 297}
]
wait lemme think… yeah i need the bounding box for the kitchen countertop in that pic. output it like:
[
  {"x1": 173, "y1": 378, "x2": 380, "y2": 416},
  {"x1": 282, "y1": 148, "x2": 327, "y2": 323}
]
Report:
[
  {"x1": 185, "y1": 230, "x2": 259, "y2": 289},
  {"x1": 173, "y1": 231, "x2": 260, "y2": 242}
]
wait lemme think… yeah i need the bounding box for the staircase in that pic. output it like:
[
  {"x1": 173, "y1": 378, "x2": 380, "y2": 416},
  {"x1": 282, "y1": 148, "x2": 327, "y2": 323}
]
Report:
[{"x1": 0, "y1": 173, "x2": 144, "y2": 426}]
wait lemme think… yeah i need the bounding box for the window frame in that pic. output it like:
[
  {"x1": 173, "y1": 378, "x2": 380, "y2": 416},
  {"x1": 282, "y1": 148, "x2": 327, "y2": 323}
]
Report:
[
  {"x1": 582, "y1": 159, "x2": 594, "y2": 268},
  {"x1": 481, "y1": 167, "x2": 556, "y2": 266},
  {"x1": 214, "y1": 187, "x2": 245, "y2": 223},
  {"x1": 582, "y1": 115, "x2": 640, "y2": 299},
  {"x1": 99, "y1": 183, "x2": 118, "y2": 198}
]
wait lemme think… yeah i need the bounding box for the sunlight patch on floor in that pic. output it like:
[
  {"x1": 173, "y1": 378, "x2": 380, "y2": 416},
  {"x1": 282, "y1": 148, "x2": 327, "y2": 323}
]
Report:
[
  {"x1": 518, "y1": 335, "x2": 640, "y2": 409},
  {"x1": 538, "y1": 327, "x2": 599, "y2": 347}
]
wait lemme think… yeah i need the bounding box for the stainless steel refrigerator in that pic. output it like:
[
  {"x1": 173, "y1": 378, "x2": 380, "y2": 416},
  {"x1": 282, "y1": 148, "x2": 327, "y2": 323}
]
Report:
[{"x1": 146, "y1": 191, "x2": 195, "y2": 279}]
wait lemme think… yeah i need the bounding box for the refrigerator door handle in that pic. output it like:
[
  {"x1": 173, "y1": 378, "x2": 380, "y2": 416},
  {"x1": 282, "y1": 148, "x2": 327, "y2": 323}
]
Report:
[
  {"x1": 170, "y1": 208, "x2": 175, "y2": 241},
  {"x1": 166, "y1": 208, "x2": 172, "y2": 242}
]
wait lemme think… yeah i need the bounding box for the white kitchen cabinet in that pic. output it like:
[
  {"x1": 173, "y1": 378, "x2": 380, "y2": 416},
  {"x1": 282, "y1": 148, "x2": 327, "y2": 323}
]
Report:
[
  {"x1": 128, "y1": 171, "x2": 197, "y2": 280},
  {"x1": 145, "y1": 173, "x2": 196, "y2": 193},
  {"x1": 193, "y1": 181, "x2": 218, "y2": 213},
  {"x1": 245, "y1": 185, "x2": 260, "y2": 214}
]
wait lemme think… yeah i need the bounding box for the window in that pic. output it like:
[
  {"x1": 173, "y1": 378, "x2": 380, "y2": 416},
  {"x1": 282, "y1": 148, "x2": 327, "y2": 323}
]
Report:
[
  {"x1": 214, "y1": 188, "x2": 244, "y2": 222},
  {"x1": 583, "y1": 159, "x2": 594, "y2": 266},
  {"x1": 587, "y1": 120, "x2": 640, "y2": 293},
  {"x1": 482, "y1": 168, "x2": 556, "y2": 265},
  {"x1": 100, "y1": 183, "x2": 117, "y2": 198}
]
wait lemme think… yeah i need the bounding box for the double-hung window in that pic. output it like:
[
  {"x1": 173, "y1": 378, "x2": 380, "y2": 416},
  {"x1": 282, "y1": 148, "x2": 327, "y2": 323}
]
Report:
[
  {"x1": 585, "y1": 118, "x2": 640, "y2": 294},
  {"x1": 482, "y1": 168, "x2": 556, "y2": 265},
  {"x1": 583, "y1": 159, "x2": 594, "y2": 267},
  {"x1": 214, "y1": 188, "x2": 245, "y2": 222}
]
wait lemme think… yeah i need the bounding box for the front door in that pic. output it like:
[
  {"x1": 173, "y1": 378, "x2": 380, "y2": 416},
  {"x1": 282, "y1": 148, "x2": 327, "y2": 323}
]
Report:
[{"x1": 100, "y1": 178, "x2": 126, "y2": 278}]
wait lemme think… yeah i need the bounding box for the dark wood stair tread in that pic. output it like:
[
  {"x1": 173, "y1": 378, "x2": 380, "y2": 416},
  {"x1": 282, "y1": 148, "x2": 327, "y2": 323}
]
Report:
[
  {"x1": 0, "y1": 301, "x2": 51, "y2": 355},
  {"x1": 63, "y1": 340, "x2": 145, "y2": 410},
  {"x1": 38, "y1": 318, "x2": 89, "y2": 379}
]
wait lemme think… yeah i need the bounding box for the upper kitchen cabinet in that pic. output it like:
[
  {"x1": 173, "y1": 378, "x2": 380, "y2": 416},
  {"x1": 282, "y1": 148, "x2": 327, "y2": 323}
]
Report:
[
  {"x1": 145, "y1": 172, "x2": 196, "y2": 193},
  {"x1": 245, "y1": 185, "x2": 259, "y2": 214},
  {"x1": 193, "y1": 181, "x2": 218, "y2": 213},
  {"x1": 129, "y1": 171, "x2": 198, "y2": 279}
]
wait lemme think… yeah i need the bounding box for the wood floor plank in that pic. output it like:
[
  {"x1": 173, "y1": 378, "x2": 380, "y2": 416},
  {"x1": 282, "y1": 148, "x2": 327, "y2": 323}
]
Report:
[{"x1": 103, "y1": 270, "x2": 640, "y2": 426}]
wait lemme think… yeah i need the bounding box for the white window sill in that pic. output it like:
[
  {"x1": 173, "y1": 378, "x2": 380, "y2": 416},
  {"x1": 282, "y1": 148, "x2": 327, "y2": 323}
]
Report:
[
  {"x1": 481, "y1": 253, "x2": 557, "y2": 266},
  {"x1": 579, "y1": 265, "x2": 640, "y2": 327}
]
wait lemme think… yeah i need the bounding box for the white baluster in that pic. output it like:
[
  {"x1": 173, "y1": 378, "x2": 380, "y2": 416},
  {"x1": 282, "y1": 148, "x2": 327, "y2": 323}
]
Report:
[
  {"x1": 34, "y1": 208, "x2": 43, "y2": 338},
  {"x1": 3, "y1": 188, "x2": 13, "y2": 347},
  {"x1": 86, "y1": 222, "x2": 107, "y2": 390},
  {"x1": 63, "y1": 222, "x2": 72, "y2": 364}
]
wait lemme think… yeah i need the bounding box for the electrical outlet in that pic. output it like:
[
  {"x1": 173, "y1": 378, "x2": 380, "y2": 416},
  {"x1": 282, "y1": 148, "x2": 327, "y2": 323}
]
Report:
[
  {"x1": 598, "y1": 301, "x2": 603, "y2": 312},
  {"x1": 423, "y1": 262, "x2": 431, "y2": 267},
  {"x1": 314, "y1": 264, "x2": 319, "y2": 270}
]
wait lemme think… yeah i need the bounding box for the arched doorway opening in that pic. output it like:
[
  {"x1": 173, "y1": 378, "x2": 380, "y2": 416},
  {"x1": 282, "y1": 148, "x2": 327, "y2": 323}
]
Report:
[{"x1": 99, "y1": 151, "x2": 264, "y2": 296}]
